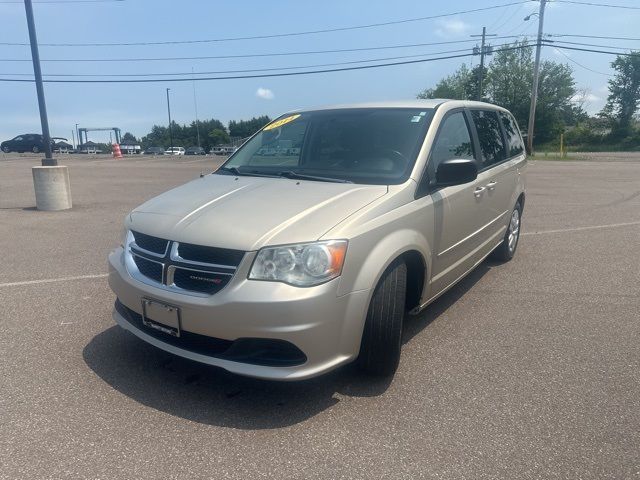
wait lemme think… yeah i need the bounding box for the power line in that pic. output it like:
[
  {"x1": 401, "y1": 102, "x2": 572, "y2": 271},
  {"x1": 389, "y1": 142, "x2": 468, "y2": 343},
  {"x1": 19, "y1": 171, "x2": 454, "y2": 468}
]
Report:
[
  {"x1": 549, "y1": 40, "x2": 638, "y2": 50},
  {"x1": 0, "y1": 35, "x2": 536, "y2": 63},
  {"x1": 552, "y1": 46, "x2": 614, "y2": 76},
  {"x1": 548, "y1": 33, "x2": 640, "y2": 41},
  {"x1": 546, "y1": 39, "x2": 638, "y2": 51},
  {"x1": 0, "y1": 45, "x2": 531, "y2": 83},
  {"x1": 0, "y1": 0, "x2": 123, "y2": 3},
  {"x1": 553, "y1": 0, "x2": 640, "y2": 9},
  {"x1": 0, "y1": 47, "x2": 483, "y2": 77},
  {"x1": 500, "y1": 19, "x2": 531, "y2": 36},
  {"x1": 491, "y1": 4, "x2": 522, "y2": 32},
  {"x1": 0, "y1": 39, "x2": 480, "y2": 61},
  {"x1": 551, "y1": 44, "x2": 640, "y2": 57},
  {"x1": 0, "y1": 1, "x2": 532, "y2": 47}
]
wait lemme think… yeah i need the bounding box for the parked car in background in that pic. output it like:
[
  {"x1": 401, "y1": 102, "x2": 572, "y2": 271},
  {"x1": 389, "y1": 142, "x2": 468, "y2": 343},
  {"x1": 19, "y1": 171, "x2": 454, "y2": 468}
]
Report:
[
  {"x1": 211, "y1": 146, "x2": 237, "y2": 156},
  {"x1": 185, "y1": 146, "x2": 206, "y2": 156},
  {"x1": 165, "y1": 147, "x2": 185, "y2": 156},
  {"x1": 1, "y1": 133, "x2": 53, "y2": 154},
  {"x1": 108, "y1": 100, "x2": 527, "y2": 381},
  {"x1": 142, "y1": 147, "x2": 165, "y2": 155}
]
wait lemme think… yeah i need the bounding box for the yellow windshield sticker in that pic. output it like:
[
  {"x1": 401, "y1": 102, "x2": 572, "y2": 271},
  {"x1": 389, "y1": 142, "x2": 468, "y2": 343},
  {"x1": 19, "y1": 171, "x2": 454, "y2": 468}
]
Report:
[{"x1": 263, "y1": 114, "x2": 301, "y2": 131}]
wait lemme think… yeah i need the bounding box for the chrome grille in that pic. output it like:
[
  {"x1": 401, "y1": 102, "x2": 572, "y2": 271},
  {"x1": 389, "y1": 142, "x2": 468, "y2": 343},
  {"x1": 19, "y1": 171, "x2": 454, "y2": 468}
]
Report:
[
  {"x1": 132, "y1": 254, "x2": 163, "y2": 283},
  {"x1": 124, "y1": 231, "x2": 244, "y2": 296},
  {"x1": 177, "y1": 242, "x2": 245, "y2": 266},
  {"x1": 131, "y1": 230, "x2": 168, "y2": 256}
]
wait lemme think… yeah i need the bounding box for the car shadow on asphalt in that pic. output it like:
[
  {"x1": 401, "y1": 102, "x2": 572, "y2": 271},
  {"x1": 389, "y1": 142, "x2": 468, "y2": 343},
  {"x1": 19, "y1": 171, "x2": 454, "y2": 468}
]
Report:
[{"x1": 82, "y1": 261, "x2": 492, "y2": 430}]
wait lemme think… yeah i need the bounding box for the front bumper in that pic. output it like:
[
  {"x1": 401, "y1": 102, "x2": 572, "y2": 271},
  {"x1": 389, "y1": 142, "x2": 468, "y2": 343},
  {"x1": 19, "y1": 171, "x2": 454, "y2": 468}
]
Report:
[{"x1": 107, "y1": 247, "x2": 370, "y2": 380}]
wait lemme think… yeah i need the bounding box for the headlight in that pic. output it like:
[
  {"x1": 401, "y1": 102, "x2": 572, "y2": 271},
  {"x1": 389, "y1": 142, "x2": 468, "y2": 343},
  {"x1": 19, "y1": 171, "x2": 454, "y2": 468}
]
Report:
[{"x1": 249, "y1": 240, "x2": 348, "y2": 287}]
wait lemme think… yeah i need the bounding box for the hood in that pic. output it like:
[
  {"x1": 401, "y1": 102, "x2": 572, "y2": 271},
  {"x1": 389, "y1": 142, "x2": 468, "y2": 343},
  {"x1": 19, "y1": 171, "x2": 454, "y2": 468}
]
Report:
[{"x1": 128, "y1": 173, "x2": 387, "y2": 251}]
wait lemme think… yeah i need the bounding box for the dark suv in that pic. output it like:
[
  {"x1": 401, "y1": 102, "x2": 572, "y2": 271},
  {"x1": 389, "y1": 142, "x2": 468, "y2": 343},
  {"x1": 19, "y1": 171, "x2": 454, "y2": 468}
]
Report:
[
  {"x1": 185, "y1": 146, "x2": 206, "y2": 155},
  {"x1": 1, "y1": 134, "x2": 53, "y2": 154}
]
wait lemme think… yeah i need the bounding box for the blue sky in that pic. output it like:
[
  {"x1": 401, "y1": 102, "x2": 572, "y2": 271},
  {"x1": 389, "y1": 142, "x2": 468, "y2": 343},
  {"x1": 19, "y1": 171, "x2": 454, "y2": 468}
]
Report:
[{"x1": 0, "y1": 0, "x2": 638, "y2": 143}]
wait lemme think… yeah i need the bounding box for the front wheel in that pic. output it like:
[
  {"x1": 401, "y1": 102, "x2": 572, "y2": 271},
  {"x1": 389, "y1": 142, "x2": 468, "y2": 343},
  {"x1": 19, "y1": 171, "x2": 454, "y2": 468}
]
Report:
[
  {"x1": 1, "y1": 146, "x2": 9, "y2": 153},
  {"x1": 357, "y1": 259, "x2": 407, "y2": 377},
  {"x1": 491, "y1": 202, "x2": 522, "y2": 262}
]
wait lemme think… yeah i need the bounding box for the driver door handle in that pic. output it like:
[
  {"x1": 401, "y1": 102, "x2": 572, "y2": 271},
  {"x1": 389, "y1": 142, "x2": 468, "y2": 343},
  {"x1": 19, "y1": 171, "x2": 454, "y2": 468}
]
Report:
[
  {"x1": 474, "y1": 186, "x2": 486, "y2": 197},
  {"x1": 486, "y1": 181, "x2": 497, "y2": 191}
]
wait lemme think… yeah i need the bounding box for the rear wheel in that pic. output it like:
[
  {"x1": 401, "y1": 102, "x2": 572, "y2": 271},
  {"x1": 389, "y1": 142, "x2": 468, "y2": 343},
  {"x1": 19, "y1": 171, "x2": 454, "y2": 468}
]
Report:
[
  {"x1": 32, "y1": 146, "x2": 40, "y2": 154},
  {"x1": 357, "y1": 259, "x2": 407, "y2": 376},
  {"x1": 491, "y1": 202, "x2": 522, "y2": 262}
]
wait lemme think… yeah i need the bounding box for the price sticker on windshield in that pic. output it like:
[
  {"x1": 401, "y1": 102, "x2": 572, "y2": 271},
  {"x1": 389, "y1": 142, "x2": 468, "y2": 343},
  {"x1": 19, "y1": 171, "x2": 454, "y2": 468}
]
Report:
[{"x1": 263, "y1": 114, "x2": 301, "y2": 131}]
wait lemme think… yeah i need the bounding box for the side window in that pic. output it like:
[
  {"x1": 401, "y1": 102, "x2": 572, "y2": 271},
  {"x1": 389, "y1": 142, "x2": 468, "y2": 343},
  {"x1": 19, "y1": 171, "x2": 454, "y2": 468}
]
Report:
[
  {"x1": 429, "y1": 112, "x2": 474, "y2": 171},
  {"x1": 499, "y1": 111, "x2": 524, "y2": 157},
  {"x1": 471, "y1": 110, "x2": 506, "y2": 168}
]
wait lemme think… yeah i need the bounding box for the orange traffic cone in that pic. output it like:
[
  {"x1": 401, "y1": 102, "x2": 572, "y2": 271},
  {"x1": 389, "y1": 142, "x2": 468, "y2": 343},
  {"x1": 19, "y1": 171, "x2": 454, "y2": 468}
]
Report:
[{"x1": 112, "y1": 143, "x2": 123, "y2": 159}]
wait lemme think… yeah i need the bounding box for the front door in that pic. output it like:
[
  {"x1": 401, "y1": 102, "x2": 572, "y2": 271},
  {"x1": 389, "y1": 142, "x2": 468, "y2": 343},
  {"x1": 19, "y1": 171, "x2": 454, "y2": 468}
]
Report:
[{"x1": 424, "y1": 110, "x2": 491, "y2": 297}]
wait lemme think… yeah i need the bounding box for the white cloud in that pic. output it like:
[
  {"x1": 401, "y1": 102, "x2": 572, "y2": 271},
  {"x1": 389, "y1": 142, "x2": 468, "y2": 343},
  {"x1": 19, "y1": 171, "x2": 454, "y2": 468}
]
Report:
[
  {"x1": 435, "y1": 18, "x2": 470, "y2": 38},
  {"x1": 256, "y1": 87, "x2": 274, "y2": 100}
]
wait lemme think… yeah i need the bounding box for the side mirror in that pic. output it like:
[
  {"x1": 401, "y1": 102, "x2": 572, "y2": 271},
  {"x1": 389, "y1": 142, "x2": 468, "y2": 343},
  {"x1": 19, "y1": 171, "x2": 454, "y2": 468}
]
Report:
[{"x1": 435, "y1": 158, "x2": 478, "y2": 187}]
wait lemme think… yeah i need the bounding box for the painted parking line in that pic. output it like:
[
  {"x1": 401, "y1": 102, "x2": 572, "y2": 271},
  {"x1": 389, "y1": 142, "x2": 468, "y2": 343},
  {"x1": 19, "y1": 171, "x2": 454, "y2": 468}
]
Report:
[
  {"x1": 0, "y1": 273, "x2": 108, "y2": 288},
  {"x1": 523, "y1": 220, "x2": 640, "y2": 236}
]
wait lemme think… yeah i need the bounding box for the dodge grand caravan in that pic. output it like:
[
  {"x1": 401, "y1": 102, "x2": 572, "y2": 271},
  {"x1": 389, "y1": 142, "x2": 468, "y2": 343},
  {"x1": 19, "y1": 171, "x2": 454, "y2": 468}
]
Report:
[{"x1": 108, "y1": 100, "x2": 527, "y2": 380}]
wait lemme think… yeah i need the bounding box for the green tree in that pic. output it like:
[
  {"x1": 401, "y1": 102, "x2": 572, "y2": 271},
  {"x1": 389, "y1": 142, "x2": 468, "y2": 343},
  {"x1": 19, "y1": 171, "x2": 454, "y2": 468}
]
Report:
[
  {"x1": 418, "y1": 40, "x2": 584, "y2": 145},
  {"x1": 208, "y1": 128, "x2": 230, "y2": 146},
  {"x1": 228, "y1": 116, "x2": 272, "y2": 138},
  {"x1": 121, "y1": 132, "x2": 139, "y2": 144},
  {"x1": 140, "y1": 118, "x2": 228, "y2": 150},
  {"x1": 417, "y1": 63, "x2": 475, "y2": 100},
  {"x1": 601, "y1": 52, "x2": 640, "y2": 137},
  {"x1": 485, "y1": 40, "x2": 534, "y2": 126}
]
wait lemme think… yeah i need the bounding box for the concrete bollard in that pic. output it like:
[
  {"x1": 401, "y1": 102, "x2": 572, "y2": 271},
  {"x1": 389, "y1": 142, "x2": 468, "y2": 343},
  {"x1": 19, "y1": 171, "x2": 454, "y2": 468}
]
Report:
[{"x1": 32, "y1": 165, "x2": 72, "y2": 211}]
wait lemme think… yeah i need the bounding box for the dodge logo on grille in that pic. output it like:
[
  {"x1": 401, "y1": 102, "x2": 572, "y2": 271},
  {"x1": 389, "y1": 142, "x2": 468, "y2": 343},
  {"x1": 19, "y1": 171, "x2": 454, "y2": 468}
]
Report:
[{"x1": 189, "y1": 275, "x2": 222, "y2": 284}]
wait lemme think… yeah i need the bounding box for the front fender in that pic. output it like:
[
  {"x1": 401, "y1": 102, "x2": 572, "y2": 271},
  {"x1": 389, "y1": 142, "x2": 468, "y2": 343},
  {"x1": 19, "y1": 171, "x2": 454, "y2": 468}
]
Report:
[{"x1": 337, "y1": 228, "x2": 431, "y2": 298}]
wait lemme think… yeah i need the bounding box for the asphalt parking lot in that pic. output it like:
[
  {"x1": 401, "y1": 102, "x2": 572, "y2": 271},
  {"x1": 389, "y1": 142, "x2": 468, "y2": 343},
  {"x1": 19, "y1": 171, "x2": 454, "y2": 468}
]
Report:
[{"x1": 1, "y1": 153, "x2": 639, "y2": 479}]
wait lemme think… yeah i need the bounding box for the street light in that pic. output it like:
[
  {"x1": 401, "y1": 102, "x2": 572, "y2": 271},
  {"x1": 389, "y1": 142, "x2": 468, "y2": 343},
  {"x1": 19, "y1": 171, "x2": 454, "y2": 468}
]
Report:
[
  {"x1": 166, "y1": 88, "x2": 174, "y2": 152},
  {"x1": 23, "y1": 0, "x2": 71, "y2": 211}
]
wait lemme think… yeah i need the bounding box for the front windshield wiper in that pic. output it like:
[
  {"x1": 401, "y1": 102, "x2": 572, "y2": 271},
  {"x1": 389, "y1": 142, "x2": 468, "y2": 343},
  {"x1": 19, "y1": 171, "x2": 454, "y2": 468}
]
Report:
[
  {"x1": 277, "y1": 170, "x2": 353, "y2": 184},
  {"x1": 217, "y1": 166, "x2": 279, "y2": 178}
]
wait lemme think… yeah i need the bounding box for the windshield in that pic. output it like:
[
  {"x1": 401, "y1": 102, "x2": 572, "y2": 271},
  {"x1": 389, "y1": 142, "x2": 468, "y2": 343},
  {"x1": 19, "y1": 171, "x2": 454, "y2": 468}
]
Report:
[{"x1": 219, "y1": 108, "x2": 434, "y2": 185}]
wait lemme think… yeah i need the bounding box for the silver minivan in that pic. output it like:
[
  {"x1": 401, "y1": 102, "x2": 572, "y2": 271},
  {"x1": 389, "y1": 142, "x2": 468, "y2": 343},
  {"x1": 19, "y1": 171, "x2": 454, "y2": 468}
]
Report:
[{"x1": 108, "y1": 100, "x2": 526, "y2": 380}]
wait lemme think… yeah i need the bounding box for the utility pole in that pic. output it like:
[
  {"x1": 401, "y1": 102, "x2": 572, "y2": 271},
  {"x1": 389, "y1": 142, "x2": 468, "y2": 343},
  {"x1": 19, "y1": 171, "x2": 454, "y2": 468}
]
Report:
[
  {"x1": 192, "y1": 67, "x2": 201, "y2": 148},
  {"x1": 471, "y1": 27, "x2": 496, "y2": 101},
  {"x1": 166, "y1": 88, "x2": 173, "y2": 151},
  {"x1": 526, "y1": 0, "x2": 547, "y2": 154},
  {"x1": 24, "y1": 0, "x2": 55, "y2": 166}
]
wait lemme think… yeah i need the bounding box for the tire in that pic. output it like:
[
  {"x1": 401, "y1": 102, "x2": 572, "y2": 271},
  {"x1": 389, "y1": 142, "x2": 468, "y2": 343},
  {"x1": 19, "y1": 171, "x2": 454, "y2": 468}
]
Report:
[
  {"x1": 32, "y1": 146, "x2": 40, "y2": 154},
  {"x1": 491, "y1": 201, "x2": 522, "y2": 262},
  {"x1": 357, "y1": 259, "x2": 407, "y2": 376},
  {"x1": 1, "y1": 146, "x2": 9, "y2": 153}
]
